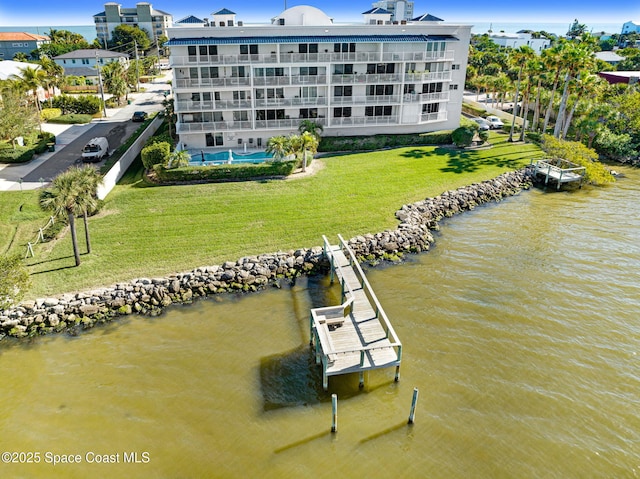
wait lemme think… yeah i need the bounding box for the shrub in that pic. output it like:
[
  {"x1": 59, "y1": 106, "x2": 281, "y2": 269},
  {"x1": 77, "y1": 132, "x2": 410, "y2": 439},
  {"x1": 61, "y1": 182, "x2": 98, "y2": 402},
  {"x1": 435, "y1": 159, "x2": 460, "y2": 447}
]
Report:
[
  {"x1": 145, "y1": 134, "x2": 174, "y2": 150},
  {"x1": 0, "y1": 254, "x2": 30, "y2": 309},
  {"x1": 154, "y1": 160, "x2": 297, "y2": 183},
  {"x1": 141, "y1": 141, "x2": 171, "y2": 169},
  {"x1": 47, "y1": 114, "x2": 93, "y2": 124},
  {"x1": 452, "y1": 126, "x2": 475, "y2": 147},
  {"x1": 319, "y1": 131, "x2": 452, "y2": 152},
  {"x1": 541, "y1": 134, "x2": 615, "y2": 185},
  {"x1": 50, "y1": 94, "x2": 103, "y2": 115},
  {"x1": 41, "y1": 108, "x2": 62, "y2": 121},
  {"x1": 0, "y1": 146, "x2": 35, "y2": 163}
]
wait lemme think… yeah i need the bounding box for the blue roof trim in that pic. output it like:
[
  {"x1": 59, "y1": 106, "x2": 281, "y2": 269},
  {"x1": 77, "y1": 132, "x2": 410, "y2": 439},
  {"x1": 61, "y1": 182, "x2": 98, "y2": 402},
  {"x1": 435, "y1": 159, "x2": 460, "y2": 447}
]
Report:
[
  {"x1": 176, "y1": 15, "x2": 205, "y2": 24},
  {"x1": 362, "y1": 7, "x2": 392, "y2": 14},
  {"x1": 214, "y1": 8, "x2": 236, "y2": 15},
  {"x1": 412, "y1": 13, "x2": 444, "y2": 22},
  {"x1": 165, "y1": 34, "x2": 458, "y2": 46}
]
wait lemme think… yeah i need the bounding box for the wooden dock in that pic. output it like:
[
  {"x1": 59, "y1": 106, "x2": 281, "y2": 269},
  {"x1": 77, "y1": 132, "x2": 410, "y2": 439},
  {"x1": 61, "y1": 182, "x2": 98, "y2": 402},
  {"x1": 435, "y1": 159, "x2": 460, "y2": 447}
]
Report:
[
  {"x1": 309, "y1": 235, "x2": 402, "y2": 391},
  {"x1": 533, "y1": 159, "x2": 586, "y2": 190}
]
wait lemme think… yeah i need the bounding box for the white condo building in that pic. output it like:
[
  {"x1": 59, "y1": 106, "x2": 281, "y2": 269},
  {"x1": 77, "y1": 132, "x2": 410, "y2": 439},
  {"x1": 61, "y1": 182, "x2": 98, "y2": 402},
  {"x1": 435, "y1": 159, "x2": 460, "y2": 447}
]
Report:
[{"x1": 165, "y1": 5, "x2": 471, "y2": 150}]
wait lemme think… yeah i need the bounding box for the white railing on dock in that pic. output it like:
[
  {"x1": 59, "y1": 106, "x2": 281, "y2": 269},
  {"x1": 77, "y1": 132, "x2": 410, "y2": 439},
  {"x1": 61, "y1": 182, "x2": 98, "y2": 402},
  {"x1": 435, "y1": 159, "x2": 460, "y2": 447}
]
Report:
[{"x1": 310, "y1": 235, "x2": 402, "y2": 390}]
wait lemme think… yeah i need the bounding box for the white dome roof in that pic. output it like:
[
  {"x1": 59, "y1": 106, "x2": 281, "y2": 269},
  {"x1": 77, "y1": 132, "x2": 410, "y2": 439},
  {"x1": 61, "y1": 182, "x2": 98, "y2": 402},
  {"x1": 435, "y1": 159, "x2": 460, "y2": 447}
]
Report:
[{"x1": 273, "y1": 5, "x2": 333, "y2": 26}]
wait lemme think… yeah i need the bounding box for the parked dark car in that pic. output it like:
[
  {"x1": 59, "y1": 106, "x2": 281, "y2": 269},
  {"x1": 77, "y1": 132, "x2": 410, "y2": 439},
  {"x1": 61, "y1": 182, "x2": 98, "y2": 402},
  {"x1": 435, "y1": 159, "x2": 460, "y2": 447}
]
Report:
[{"x1": 132, "y1": 111, "x2": 148, "y2": 122}]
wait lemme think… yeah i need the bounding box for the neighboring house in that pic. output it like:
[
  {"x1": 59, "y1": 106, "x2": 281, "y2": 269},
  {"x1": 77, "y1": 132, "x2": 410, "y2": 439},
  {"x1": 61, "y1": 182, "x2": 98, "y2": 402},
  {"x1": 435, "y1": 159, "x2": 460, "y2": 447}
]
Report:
[
  {"x1": 165, "y1": 6, "x2": 471, "y2": 150},
  {"x1": 370, "y1": 0, "x2": 414, "y2": 22},
  {"x1": 488, "y1": 32, "x2": 550, "y2": 53},
  {"x1": 53, "y1": 49, "x2": 129, "y2": 84},
  {"x1": 0, "y1": 32, "x2": 49, "y2": 60},
  {"x1": 621, "y1": 21, "x2": 640, "y2": 34},
  {"x1": 595, "y1": 51, "x2": 624, "y2": 66},
  {"x1": 598, "y1": 71, "x2": 640, "y2": 84},
  {"x1": 0, "y1": 60, "x2": 51, "y2": 101},
  {"x1": 94, "y1": 2, "x2": 173, "y2": 46}
]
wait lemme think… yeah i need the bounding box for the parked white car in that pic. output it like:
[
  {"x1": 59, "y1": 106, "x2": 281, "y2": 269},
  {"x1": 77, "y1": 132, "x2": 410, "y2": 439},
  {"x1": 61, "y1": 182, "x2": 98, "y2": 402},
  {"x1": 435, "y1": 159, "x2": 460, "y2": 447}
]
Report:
[
  {"x1": 472, "y1": 117, "x2": 490, "y2": 130},
  {"x1": 485, "y1": 116, "x2": 505, "y2": 130}
]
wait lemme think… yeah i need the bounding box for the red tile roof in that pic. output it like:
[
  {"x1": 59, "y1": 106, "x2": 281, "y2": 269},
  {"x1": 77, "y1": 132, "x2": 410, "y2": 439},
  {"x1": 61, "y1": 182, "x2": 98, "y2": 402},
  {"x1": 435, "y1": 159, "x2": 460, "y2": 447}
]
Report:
[{"x1": 0, "y1": 32, "x2": 50, "y2": 41}]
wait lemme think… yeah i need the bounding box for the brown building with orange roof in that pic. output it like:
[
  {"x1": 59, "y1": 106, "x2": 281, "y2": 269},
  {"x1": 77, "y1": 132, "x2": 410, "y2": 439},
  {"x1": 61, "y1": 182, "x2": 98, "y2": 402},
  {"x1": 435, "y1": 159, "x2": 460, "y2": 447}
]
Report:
[{"x1": 0, "y1": 32, "x2": 50, "y2": 60}]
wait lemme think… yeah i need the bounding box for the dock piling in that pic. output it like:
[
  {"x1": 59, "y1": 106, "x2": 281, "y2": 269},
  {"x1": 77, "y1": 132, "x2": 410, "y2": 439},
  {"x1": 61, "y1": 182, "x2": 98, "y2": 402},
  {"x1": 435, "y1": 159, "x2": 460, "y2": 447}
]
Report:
[
  {"x1": 408, "y1": 387, "x2": 419, "y2": 424},
  {"x1": 331, "y1": 394, "x2": 338, "y2": 433}
]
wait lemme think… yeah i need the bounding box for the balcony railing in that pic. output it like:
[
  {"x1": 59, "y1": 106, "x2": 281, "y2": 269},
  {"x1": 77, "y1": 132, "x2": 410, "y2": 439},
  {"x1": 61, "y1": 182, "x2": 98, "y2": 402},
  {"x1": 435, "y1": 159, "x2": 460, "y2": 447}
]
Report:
[
  {"x1": 177, "y1": 120, "x2": 253, "y2": 133},
  {"x1": 255, "y1": 118, "x2": 327, "y2": 130},
  {"x1": 255, "y1": 97, "x2": 327, "y2": 107},
  {"x1": 331, "y1": 95, "x2": 401, "y2": 105},
  {"x1": 404, "y1": 71, "x2": 453, "y2": 82},
  {"x1": 420, "y1": 111, "x2": 448, "y2": 123},
  {"x1": 170, "y1": 49, "x2": 455, "y2": 67},
  {"x1": 176, "y1": 100, "x2": 252, "y2": 112},
  {"x1": 402, "y1": 91, "x2": 450, "y2": 103},
  {"x1": 174, "y1": 77, "x2": 251, "y2": 88},
  {"x1": 329, "y1": 115, "x2": 400, "y2": 126}
]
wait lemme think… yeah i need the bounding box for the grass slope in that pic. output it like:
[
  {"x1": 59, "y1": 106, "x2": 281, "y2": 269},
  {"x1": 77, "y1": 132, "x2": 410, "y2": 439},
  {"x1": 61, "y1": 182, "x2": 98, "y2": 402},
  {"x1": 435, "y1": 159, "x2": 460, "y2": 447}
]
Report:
[{"x1": 2, "y1": 135, "x2": 543, "y2": 298}]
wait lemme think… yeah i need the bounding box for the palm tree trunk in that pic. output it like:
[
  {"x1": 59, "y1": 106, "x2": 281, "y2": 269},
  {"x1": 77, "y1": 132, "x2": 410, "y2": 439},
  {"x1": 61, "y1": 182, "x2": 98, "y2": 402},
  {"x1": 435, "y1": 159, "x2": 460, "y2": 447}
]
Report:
[
  {"x1": 83, "y1": 210, "x2": 91, "y2": 254},
  {"x1": 509, "y1": 66, "x2": 523, "y2": 142},
  {"x1": 554, "y1": 72, "x2": 571, "y2": 138},
  {"x1": 68, "y1": 211, "x2": 81, "y2": 266},
  {"x1": 518, "y1": 92, "x2": 530, "y2": 142},
  {"x1": 532, "y1": 78, "x2": 542, "y2": 131},
  {"x1": 542, "y1": 73, "x2": 561, "y2": 132},
  {"x1": 562, "y1": 101, "x2": 578, "y2": 139}
]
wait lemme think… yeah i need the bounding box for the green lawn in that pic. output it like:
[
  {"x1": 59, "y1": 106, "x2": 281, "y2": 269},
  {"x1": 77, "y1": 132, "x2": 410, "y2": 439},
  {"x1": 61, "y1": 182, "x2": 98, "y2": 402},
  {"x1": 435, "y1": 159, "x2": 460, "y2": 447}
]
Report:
[{"x1": 2, "y1": 134, "x2": 544, "y2": 298}]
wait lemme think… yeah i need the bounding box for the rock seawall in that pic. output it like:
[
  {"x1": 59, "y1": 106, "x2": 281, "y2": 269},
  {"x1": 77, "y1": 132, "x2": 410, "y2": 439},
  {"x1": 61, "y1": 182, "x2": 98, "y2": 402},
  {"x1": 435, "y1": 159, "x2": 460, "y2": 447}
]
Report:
[{"x1": 0, "y1": 167, "x2": 535, "y2": 339}]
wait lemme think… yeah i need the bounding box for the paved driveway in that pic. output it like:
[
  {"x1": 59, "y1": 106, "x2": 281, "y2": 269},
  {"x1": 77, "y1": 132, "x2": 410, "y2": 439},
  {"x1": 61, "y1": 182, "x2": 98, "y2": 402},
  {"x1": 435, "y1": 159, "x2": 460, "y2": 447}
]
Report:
[{"x1": 0, "y1": 74, "x2": 170, "y2": 191}]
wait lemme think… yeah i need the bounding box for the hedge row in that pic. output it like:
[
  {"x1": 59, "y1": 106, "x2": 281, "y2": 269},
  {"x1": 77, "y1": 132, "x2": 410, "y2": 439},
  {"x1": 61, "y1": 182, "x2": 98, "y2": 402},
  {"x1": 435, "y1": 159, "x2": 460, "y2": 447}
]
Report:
[
  {"x1": 153, "y1": 160, "x2": 297, "y2": 183},
  {"x1": 0, "y1": 132, "x2": 56, "y2": 163},
  {"x1": 318, "y1": 131, "x2": 452, "y2": 152},
  {"x1": 48, "y1": 94, "x2": 103, "y2": 115}
]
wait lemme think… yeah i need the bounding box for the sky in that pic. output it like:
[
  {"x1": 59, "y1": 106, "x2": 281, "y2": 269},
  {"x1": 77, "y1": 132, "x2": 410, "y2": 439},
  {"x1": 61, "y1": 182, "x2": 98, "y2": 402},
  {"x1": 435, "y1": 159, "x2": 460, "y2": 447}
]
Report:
[{"x1": 0, "y1": 0, "x2": 637, "y2": 27}]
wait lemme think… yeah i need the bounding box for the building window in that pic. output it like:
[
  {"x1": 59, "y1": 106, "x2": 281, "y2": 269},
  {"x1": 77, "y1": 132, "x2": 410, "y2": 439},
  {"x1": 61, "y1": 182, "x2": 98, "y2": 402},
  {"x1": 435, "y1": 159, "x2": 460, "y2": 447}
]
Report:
[
  {"x1": 422, "y1": 103, "x2": 440, "y2": 114},
  {"x1": 334, "y1": 86, "x2": 352, "y2": 97},
  {"x1": 240, "y1": 44, "x2": 258, "y2": 55},
  {"x1": 366, "y1": 63, "x2": 395, "y2": 74},
  {"x1": 449, "y1": 84, "x2": 458, "y2": 90},
  {"x1": 299, "y1": 66, "x2": 318, "y2": 76},
  {"x1": 188, "y1": 46, "x2": 196, "y2": 56},
  {"x1": 233, "y1": 111, "x2": 248, "y2": 121},
  {"x1": 422, "y1": 83, "x2": 443, "y2": 94},
  {"x1": 365, "y1": 106, "x2": 392, "y2": 116},
  {"x1": 254, "y1": 67, "x2": 284, "y2": 77},
  {"x1": 334, "y1": 107, "x2": 351, "y2": 117},
  {"x1": 367, "y1": 85, "x2": 394, "y2": 96},
  {"x1": 298, "y1": 44, "x2": 318, "y2": 54},
  {"x1": 333, "y1": 43, "x2": 355, "y2": 52},
  {"x1": 404, "y1": 84, "x2": 416, "y2": 94},
  {"x1": 299, "y1": 108, "x2": 318, "y2": 119},
  {"x1": 82, "y1": 59, "x2": 89, "y2": 64},
  {"x1": 452, "y1": 64, "x2": 460, "y2": 70},
  {"x1": 334, "y1": 64, "x2": 353, "y2": 74},
  {"x1": 256, "y1": 110, "x2": 285, "y2": 120}
]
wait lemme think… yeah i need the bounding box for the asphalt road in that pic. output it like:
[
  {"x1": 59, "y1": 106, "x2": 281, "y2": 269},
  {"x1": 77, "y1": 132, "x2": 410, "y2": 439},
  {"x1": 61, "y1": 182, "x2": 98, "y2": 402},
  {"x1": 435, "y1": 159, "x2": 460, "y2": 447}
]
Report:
[{"x1": 21, "y1": 79, "x2": 169, "y2": 183}]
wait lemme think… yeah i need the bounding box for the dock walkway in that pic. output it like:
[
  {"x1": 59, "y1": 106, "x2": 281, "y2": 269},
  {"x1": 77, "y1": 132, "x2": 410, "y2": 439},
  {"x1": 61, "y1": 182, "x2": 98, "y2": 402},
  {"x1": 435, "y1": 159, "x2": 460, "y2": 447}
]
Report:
[{"x1": 309, "y1": 235, "x2": 402, "y2": 390}]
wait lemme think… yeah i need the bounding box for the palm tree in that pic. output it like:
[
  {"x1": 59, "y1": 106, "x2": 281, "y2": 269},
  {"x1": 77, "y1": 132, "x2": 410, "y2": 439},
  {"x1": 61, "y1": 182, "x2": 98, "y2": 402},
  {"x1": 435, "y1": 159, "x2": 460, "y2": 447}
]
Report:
[
  {"x1": 14, "y1": 65, "x2": 46, "y2": 129},
  {"x1": 167, "y1": 150, "x2": 190, "y2": 168},
  {"x1": 541, "y1": 42, "x2": 567, "y2": 133},
  {"x1": 39, "y1": 55, "x2": 64, "y2": 106},
  {"x1": 76, "y1": 166, "x2": 103, "y2": 254},
  {"x1": 102, "y1": 60, "x2": 128, "y2": 105},
  {"x1": 299, "y1": 131, "x2": 319, "y2": 172},
  {"x1": 553, "y1": 38, "x2": 595, "y2": 138},
  {"x1": 39, "y1": 167, "x2": 100, "y2": 266},
  {"x1": 507, "y1": 46, "x2": 535, "y2": 142},
  {"x1": 265, "y1": 136, "x2": 290, "y2": 162},
  {"x1": 298, "y1": 120, "x2": 323, "y2": 140}
]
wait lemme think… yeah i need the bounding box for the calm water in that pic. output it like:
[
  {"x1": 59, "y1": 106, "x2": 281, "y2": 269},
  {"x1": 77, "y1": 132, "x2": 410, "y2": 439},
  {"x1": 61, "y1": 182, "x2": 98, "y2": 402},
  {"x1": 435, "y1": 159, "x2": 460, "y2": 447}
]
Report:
[{"x1": 0, "y1": 168, "x2": 638, "y2": 478}]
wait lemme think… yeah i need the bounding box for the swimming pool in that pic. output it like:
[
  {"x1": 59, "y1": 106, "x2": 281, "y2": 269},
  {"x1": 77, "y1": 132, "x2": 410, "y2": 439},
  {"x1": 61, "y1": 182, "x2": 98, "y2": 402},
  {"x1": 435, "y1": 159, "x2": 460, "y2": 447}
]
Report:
[{"x1": 189, "y1": 150, "x2": 273, "y2": 166}]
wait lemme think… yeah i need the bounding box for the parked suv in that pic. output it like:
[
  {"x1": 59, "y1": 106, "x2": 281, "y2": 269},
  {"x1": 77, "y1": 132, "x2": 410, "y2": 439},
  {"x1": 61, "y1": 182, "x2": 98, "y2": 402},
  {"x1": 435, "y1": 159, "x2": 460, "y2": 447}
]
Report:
[
  {"x1": 486, "y1": 116, "x2": 505, "y2": 129},
  {"x1": 131, "y1": 111, "x2": 148, "y2": 122}
]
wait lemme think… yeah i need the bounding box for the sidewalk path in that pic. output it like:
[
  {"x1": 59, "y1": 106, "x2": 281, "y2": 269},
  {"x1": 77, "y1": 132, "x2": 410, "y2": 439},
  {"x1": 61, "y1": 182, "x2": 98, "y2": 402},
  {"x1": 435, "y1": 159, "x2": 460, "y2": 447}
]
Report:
[{"x1": 0, "y1": 73, "x2": 171, "y2": 192}]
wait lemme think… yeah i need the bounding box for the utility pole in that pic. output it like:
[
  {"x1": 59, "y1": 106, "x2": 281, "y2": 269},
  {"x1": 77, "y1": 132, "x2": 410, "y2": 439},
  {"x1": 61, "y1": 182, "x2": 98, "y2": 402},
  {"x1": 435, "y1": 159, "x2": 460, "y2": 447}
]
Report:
[
  {"x1": 96, "y1": 51, "x2": 107, "y2": 118},
  {"x1": 134, "y1": 40, "x2": 140, "y2": 93}
]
